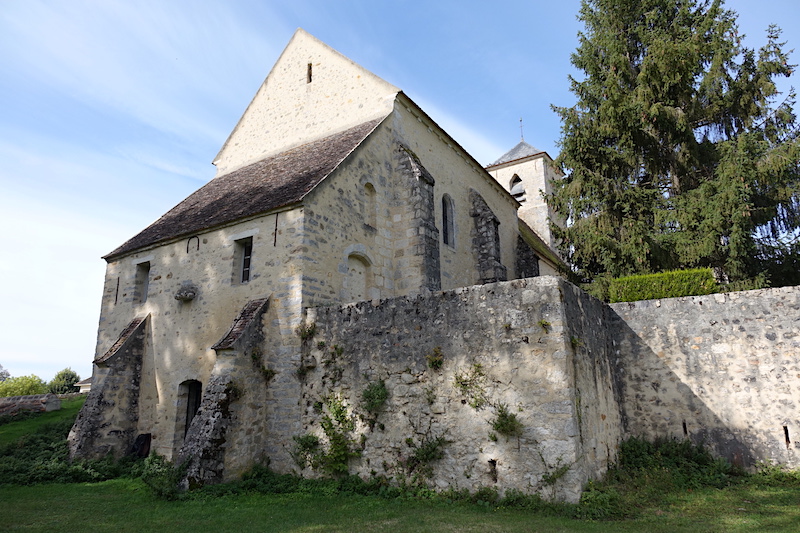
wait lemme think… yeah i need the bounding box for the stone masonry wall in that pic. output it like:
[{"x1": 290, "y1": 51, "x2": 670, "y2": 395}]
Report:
[
  {"x1": 610, "y1": 286, "x2": 800, "y2": 469},
  {"x1": 296, "y1": 277, "x2": 620, "y2": 503}
]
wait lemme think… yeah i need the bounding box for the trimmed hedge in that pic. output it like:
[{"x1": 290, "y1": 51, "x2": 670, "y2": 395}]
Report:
[{"x1": 608, "y1": 268, "x2": 717, "y2": 303}]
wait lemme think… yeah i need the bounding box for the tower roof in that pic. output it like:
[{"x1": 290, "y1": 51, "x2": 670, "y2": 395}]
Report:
[{"x1": 488, "y1": 141, "x2": 544, "y2": 168}]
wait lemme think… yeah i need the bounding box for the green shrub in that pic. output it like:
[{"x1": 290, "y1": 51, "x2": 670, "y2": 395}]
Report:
[
  {"x1": 290, "y1": 434, "x2": 321, "y2": 469},
  {"x1": 292, "y1": 396, "x2": 358, "y2": 476},
  {"x1": 608, "y1": 268, "x2": 717, "y2": 303},
  {"x1": 360, "y1": 380, "x2": 388, "y2": 414},
  {"x1": 0, "y1": 375, "x2": 47, "y2": 397},
  {"x1": 490, "y1": 403, "x2": 523, "y2": 439},
  {"x1": 141, "y1": 454, "x2": 186, "y2": 500},
  {"x1": 0, "y1": 416, "x2": 142, "y2": 485},
  {"x1": 612, "y1": 437, "x2": 739, "y2": 489},
  {"x1": 47, "y1": 368, "x2": 81, "y2": 394}
]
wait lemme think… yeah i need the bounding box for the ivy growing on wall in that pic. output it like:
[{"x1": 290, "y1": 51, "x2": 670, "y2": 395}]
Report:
[{"x1": 290, "y1": 395, "x2": 359, "y2": 476}]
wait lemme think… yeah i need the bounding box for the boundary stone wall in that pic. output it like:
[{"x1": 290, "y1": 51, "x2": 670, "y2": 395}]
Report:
[
  {"x1": 0, "y1": 394, "x2": 61, "y2": 417},
  {"x1": 299, "y1": 276, "x2": 621, "y2": 503},
  {"x1": 610, "y1": 285, "x2": 800, "y2": 469}
]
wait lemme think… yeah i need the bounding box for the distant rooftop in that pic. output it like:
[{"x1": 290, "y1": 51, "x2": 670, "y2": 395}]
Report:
[{"x1": 487, "y1": 141, "x2": 544, "y2": 168}]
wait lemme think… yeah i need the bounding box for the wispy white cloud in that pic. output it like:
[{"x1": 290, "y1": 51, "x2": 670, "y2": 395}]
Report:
[{"x1": 1, "y1": 1, "x2": 287, "y2": 145}]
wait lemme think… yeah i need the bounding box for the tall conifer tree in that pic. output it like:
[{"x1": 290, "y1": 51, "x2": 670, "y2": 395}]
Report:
[{"x1": 550, "y1": 0, "x2": 799, "y2": 286}]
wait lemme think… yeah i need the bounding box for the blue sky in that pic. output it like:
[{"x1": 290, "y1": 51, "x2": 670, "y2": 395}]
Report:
[{"x1": 0, "y1": 0, "x2": 797, "y2": 382}]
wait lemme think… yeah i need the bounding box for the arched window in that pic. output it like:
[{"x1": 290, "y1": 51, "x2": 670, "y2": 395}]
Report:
[
  {"x1": 510, "y1": 175, "x2": 526, "y2": 202},
  {"x1": 442, "y1": 194, "x2": 455, "y2": 247}
]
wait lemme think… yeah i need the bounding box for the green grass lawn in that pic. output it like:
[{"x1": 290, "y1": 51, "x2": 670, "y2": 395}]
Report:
[
  {"x1": 0, "y1": 478, "x2": 798, "y2": 533},
  {"x1": 1, "y1": 397, "x2": 798, "y2": 532}
]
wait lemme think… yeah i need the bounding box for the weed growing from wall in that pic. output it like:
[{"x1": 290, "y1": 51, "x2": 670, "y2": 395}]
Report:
[
  {"x1": 426, "y1": 347, "x2": 444, "y2": 370},
  {"x1": 250, "y1": 349, "x2": 277, "y2": 384},
  {"x1": 296, "y1": 323, "x2": 317, "y2": 341},
  {"x1": 290, "y1": 434, "x2": 322, "y2": 470},
  {"x1": 360, "y1": 380, "x2": 388, "y2": 414},
  {"x1": 424, "y1": 386, "x2": 436, "y2": 405},
  {"x1": 490, "y1": 403, "x2": 524, "y2": 440},
  {"x1": 398, "y1": 434, "x2": 451, "y2": 485},
  {"x1": 453, "y1": 363, "x2": 489, "y2": 409}
]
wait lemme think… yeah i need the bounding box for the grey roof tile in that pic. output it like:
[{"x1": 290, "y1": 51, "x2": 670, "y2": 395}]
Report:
[
  {"x1": 488, "y1": 141, "x2": 543, "y2": 167},
  {"x1": 105, "y1": 118, "x2": 384, "y2": 260}
]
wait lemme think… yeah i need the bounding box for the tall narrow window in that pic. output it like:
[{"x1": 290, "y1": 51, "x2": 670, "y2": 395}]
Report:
[
  {"x1": 307, "y1": 62, "x2": 313, "y2": 83},
  {"x1": 234, "y1": 237, "x2": 253, "y2": 284},
  {"x1": 179, "y1": 380, "x2": 202, "y2": 438},
  {"x1": 134, "y1": 261, "x2": 150, "y2": 304},
  {"x1": 364, "y1": 183, "x2": 377, "y2": 228},
  {"x1": 442, "y1": 195, "x2": 455, "y2": 247}
]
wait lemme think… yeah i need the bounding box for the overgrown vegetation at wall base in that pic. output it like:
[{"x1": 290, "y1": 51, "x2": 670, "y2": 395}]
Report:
[
  {"x1": 605, "y1": 268, "x2": 718, "y2": 302},
  {"x1": 291, "y1": 395, "x2": 359, "y2": 476},
  {"x1": 0, "y1": 397, "x2": 142, "y2": 485},
  {"x1": 576, "y1": 437, "x2": 747, "y2": 519}
]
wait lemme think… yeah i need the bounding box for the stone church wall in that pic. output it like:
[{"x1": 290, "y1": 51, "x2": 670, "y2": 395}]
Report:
[
  {"x1": 296, "y1": 276, "x2": 621, "y2": 503},
  {"x1": 93, "y1": 208, "x2": 307, "y2": 460},
  {"x1": 610, "y1": 286, "x2": 800, "y2": 470}
]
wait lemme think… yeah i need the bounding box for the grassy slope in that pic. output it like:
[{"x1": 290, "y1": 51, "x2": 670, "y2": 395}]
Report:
[{"x1": 0, "y1": 397, "x2": 86, "y2": 445}]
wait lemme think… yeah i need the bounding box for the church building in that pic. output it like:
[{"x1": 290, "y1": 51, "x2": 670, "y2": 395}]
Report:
[{"x1": 69, "y1": 29, "x2": 565, "y2": 486}]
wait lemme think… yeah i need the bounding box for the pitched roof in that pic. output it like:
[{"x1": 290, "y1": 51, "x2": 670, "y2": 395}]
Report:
[
  {"x1": 105, "y1": 118, "x2": 384, "y2": 260},
  {"x1": 487, "y1": 141, "x2": 544, "y2": 168}
]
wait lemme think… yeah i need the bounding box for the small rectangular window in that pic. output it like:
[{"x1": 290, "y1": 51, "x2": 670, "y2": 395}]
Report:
[
  {"x1": 235, "y1": 237, "x2": 253, "y2": 284},
  {"x1": 134, "y1": 261, "x2": 150, "y2": 304}
]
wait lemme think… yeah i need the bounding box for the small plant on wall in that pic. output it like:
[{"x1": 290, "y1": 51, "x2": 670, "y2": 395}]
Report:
[
  {"x1": 398, "y1": 434, "x2": 451, "y2": 485},
  {"x1": 426, "y1": 347, "x2": 444, "y2": 370},
  {"x1": 453, "y1": 363, "x2": 489, "y2": 409},
  {"x1": 490, "y1": 403, "x2": 524, "y2": 440},
  {"x1": 296, "y1": 322, "x2": 316, "y2": 341},
  {"x1": 360, "y1": 380, "x2": 388, "y2": 414},
  {"x1": 290, "y1": 395, "x2": 359, "y2": 476}
]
